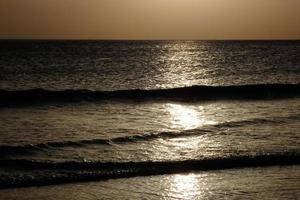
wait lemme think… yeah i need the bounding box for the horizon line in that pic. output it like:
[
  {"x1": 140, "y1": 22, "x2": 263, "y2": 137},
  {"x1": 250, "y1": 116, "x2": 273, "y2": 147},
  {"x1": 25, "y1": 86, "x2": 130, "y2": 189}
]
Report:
[{"x1": 0, "y1": 38, "x2": 299, "y2": 41}]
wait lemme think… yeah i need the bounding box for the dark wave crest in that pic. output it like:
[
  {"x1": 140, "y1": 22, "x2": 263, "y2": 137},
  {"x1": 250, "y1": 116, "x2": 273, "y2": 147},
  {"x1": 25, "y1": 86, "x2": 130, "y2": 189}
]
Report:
[
  {"x1": 1, "y1": 84, "x2": 299, "y2": 106},
  {"x1": 1, "y1": 115, "x2": 298, "y2": 157},
  {"x1": 0, "y1": 152, "x2": 299, "y2": 188}
]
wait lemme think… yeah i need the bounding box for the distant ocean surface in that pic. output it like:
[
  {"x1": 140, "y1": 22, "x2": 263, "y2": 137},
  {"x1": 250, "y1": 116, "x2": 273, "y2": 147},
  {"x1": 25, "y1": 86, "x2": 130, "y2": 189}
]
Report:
[{"x1": 0, "y1": 40, "x2": 300, "y2": 199}]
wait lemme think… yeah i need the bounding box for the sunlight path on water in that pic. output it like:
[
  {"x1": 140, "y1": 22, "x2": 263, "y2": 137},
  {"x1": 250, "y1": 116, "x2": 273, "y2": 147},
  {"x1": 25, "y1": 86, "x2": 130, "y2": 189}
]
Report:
[
  {"x1": 166, "y1": 174, "x2": 202, "y2": 200},
  {"x1": 165, "y1": 103, "x2": 217, "y2": 130}
]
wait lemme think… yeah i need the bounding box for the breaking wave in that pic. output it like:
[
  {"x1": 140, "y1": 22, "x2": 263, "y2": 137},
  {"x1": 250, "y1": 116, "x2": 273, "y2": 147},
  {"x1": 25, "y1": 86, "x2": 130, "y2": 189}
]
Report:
[
  {"x1": 1, "y1": 115, "x2": 299, "y2": 157},
  {"x1": 0, "y1": 84, "x2": 299, "y2": 106},
  {"x1": 0, "y1": 152, "x2": 299, "y2": 188}
]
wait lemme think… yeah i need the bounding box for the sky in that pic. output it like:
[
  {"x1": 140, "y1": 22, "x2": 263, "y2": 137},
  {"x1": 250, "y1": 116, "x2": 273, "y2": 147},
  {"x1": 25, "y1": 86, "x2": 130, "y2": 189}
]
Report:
[{"x1": 0, "y1": 0, "x2": 299, "y2": 40}]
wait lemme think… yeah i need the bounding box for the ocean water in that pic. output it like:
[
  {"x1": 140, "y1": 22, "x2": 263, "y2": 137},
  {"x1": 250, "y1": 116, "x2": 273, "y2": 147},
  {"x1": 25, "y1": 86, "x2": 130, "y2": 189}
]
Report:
[{"x1": 0, "y1": 40, "x2": 299, "y2": 199}]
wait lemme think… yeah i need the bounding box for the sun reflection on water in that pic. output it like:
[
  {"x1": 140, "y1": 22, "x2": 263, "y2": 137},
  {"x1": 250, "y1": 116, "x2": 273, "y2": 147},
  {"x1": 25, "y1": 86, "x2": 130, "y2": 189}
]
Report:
[
  {"x1": 167, "y1": 174, "x2": 200, "y2": 200},
  {"x1": 165, "y1": 103, "x2": 216, "y2": 130}
]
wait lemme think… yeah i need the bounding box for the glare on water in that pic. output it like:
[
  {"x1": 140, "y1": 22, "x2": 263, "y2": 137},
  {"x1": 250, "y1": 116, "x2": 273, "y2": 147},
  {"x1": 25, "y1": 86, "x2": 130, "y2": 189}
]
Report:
[
  {"x1": 161, "y1": 173, "x2": 211, "y2": 200},
  {"x1": 171, "y1": 174, "x2": 198, "y2": 199},
  {"x1": 165, "y1": 103, "x2": 216, "y2": 130}
]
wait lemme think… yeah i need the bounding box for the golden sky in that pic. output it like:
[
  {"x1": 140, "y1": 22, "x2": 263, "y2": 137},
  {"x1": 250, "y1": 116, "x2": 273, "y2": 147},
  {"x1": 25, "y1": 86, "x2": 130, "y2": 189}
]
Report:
[{"x1": 0, "y1": 0, "x2": 299, "y2": 40}]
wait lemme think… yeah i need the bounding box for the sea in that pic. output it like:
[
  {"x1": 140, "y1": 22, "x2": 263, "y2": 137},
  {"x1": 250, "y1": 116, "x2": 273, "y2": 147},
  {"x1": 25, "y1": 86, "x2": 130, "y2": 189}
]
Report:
[{"x1": 0, "y1": 40, "x2": 299, "y2": 199}]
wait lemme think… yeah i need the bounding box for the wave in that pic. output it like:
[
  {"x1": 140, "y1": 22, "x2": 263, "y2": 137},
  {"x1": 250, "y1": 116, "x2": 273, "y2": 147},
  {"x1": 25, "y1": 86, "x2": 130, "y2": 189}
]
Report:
[
  {"x1": 1, "y1": 84, "x2": 299, "y2": 106},
  {"x1": 1, "y1": 115, "x2": 299, "y2": 157},
  {"x1": 0, "y1": 131, "x2": 199, "y2": 157},
  {"x1": 0, "y1": 152, "x2": 299, "y2": 188}
]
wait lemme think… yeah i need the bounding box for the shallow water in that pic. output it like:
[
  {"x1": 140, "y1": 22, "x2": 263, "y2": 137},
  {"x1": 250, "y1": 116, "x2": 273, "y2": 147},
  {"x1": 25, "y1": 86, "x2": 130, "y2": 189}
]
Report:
[
  {"x1": 1, "y1": 166, "x2": 299, "y2": 200},
  {"x1": 0, "y1": 98, "x2": 299, "y2": 163}
]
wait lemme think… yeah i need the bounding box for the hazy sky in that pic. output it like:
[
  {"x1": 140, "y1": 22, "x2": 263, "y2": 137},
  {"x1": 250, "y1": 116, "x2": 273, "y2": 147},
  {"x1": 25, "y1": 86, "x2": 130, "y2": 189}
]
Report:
[{"x1": 0, "y1": 0, "x2": 299, "y2": 40}]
